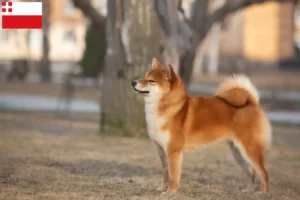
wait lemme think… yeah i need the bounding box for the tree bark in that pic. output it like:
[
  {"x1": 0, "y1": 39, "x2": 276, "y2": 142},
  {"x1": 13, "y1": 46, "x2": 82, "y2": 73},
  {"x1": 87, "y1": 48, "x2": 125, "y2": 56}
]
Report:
[
  {"x1": 207, "y1": 23, "x2": 221, "y2": 75},
  {"x1": 153, "y1": 0, "x2": 291, "y2": 86},
  {"x1": 40, "y1": 0, "x2": 51, "y2": 82},
  {"x1": 100, "y1": 0, "x2": 161, "y2": 136}
]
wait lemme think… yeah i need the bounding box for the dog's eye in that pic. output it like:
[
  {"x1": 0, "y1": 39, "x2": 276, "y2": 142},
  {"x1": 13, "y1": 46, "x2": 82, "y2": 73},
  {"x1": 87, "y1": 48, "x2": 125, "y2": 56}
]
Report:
[{"x1": 148, "y1": 80, "x2": 155, "y2": 83}]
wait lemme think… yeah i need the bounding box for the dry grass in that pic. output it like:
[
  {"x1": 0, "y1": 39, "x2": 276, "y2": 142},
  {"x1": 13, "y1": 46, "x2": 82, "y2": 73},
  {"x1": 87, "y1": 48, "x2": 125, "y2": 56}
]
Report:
[{"x1": 0, "y1": 112, "x2": 300, "y2": 200}]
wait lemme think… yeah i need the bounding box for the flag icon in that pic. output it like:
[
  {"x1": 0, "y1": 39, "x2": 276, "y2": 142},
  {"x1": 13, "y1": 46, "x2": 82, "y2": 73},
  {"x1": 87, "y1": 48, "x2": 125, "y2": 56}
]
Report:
[{"x1": 1, "y1": 1, "x2": 42, "y2": 29}]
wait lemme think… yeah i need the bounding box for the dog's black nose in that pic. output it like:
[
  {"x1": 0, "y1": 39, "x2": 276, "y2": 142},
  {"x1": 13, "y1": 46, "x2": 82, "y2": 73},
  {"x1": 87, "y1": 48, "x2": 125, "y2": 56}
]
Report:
[{"x1": 132, "y1": 81, "x2": 137, "y2": 87}]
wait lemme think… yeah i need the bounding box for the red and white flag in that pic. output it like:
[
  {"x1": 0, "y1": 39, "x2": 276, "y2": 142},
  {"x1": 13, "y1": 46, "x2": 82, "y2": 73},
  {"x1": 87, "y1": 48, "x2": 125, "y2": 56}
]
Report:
[{"x1": 1, "y1": 1, "x2": 42, "y2": 29}]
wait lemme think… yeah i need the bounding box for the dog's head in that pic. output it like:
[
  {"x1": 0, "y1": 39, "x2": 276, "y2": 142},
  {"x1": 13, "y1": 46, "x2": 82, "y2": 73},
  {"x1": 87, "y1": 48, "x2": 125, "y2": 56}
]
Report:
[{"x1": 132, "y1": 58, "x2": 177, "y2": 97}]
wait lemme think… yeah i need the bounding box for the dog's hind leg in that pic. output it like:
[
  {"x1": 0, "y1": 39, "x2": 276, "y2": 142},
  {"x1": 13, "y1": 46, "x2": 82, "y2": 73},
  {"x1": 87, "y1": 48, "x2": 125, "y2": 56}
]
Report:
[
  {"x1": 241, "y1": 141, "x2": 269, "y2": 193},
  {"x1": 228, "y1": 141, "x2": 255, "y2": 191}
]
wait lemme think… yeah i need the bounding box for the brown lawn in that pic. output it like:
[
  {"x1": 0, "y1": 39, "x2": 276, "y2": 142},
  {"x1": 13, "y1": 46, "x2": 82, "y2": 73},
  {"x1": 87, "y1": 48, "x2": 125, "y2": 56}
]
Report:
[{"x1": 0, "y1": 112, "x2": 300, "y2": 200}]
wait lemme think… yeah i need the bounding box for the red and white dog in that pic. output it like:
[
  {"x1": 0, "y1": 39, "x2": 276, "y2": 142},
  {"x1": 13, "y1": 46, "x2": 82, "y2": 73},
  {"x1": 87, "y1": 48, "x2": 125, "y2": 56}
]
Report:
[{"x1": 132, "y1": 58, "x2": 272, "y2": 195}]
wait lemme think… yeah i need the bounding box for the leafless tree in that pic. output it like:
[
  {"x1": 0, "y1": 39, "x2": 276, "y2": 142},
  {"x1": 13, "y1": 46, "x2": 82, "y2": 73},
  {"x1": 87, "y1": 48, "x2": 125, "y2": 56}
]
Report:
[
  {"x1": 40, "y1": 0, "x2": 51, "y2": 82},
  {"x1": 153, "y1": 0, "x2": 294, "y2": 85},
  {"x1": 72, "y1": 0, "x2": 294, "y2": 135}
]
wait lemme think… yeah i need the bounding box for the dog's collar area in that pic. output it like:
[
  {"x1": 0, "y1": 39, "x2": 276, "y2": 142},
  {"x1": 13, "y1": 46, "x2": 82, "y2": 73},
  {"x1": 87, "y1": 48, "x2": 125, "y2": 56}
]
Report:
[{"x1": 133, "y1": 87, "x2": 149, "y2": 94}]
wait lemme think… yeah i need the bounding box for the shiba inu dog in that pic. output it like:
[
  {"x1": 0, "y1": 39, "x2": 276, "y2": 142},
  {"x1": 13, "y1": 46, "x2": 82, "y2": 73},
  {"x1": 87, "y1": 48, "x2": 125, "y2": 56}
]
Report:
[{"x1": 132, "y1": 58, "x2": 272, "y2": 195}]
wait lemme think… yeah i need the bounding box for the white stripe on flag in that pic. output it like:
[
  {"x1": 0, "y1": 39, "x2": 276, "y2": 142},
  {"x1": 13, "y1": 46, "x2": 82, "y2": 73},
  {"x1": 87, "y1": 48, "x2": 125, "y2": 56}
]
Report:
[{"x1": 2, "y1": 2, "x2": 42, "y2": 16}]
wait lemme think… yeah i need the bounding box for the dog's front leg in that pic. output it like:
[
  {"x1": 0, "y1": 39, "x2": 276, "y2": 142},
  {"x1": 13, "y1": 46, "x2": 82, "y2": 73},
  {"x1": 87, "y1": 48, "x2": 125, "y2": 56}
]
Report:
[
  {"x1": 155, "y1": 143, "x2": 169, "y2": 191},
  {"x1": 163, "y1": 149, "x2": 183, "y2": 195}
]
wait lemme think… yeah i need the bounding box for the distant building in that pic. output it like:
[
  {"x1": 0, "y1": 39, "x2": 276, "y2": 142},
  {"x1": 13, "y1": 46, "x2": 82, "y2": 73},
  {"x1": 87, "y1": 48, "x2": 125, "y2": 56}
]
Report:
[
  {"x1": 0, "y1": 0, "x2": 106, "y2": 80},
  {"x1": 0, "y1": 0, "x2": 86, "y2": 61},
  {"x1": 184, "y1": 0, "x2": 300, "y2": 74},
  {"x1": 1, "y1": 0, "x2": 298, "y2": 78},
  {"x1": 219, "y1": 1, "x2": 299, "y2": 73}
]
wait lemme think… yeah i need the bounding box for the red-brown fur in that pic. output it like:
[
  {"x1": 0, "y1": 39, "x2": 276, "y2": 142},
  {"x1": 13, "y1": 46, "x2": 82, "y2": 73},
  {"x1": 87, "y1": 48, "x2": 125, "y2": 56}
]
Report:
[{"x1": 132, "y1": 58, "x2": 271, "y2": 195}]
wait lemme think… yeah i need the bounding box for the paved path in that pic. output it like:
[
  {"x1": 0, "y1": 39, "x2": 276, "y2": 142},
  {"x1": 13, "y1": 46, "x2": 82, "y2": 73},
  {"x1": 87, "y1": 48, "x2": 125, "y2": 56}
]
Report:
[
  {"x1": 267, "y1": 111, "x2": 300, "y2": 125},
  {"x1": 24, "y1": 75, "x2": 300, "y2": 102},
  {"x1": 189, "y1": 83, "x2": 300, "y2": 102},
  {"x1": 0, "y1": 93, "x2": 300, "y2": 126},
  {"x1": 0, "y1": 94, "x2": 100, "y2": 113}
]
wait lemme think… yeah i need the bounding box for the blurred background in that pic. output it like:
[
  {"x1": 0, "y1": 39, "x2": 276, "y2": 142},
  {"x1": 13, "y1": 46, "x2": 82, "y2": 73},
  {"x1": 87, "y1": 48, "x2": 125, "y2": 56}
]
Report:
[{"x1": 1, "y1": 0, "x2": 300, "y2": 199}]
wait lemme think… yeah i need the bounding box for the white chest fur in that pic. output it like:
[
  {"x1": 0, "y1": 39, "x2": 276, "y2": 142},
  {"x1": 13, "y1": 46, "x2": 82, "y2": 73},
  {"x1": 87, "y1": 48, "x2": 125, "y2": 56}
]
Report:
[{"x1": 144, "y1": 102, "x2": 170, "y2": 151}]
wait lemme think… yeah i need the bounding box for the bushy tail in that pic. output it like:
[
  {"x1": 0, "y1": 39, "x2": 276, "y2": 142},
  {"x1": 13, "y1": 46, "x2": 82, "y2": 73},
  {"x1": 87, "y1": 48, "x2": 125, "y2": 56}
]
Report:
[{"x1": 215, "y1": 74, "x2": 259, "y2": 107}]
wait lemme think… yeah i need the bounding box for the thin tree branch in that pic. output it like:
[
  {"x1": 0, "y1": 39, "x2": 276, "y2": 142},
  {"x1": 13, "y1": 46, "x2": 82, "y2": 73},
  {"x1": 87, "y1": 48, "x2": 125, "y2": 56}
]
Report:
[
  {"x1": 152, "y1": 0, "x2": 174, "y2": 38},
  {"x1": 185, "y1": 0, "x2": 293, "y2": 51},
  {"x1": 177, "y1": 0, "x2": 193, "y2": 28},
  {"x1": 190, "y1": 0, "x2": 208, "y2": 44},
  {"x1": 153, "y1": 0, "x2": 191, "y2": 56},
  {"x1": 203, "y1": 0, "x2": 293, "y2": 41}
]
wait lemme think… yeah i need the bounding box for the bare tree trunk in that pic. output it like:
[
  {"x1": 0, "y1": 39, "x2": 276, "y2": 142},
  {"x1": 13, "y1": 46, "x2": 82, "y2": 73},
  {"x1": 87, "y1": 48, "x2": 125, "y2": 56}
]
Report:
[
  {"x1": 40, "y1": 0, "x2": 51, "y2": 82},
  {"x1": 207, "y1": 22, "x2": 221, "y2": 75},
  {"x1": 192, "y1": 37, "x2": 208, "y2": 74},
  {"x1": 153, "y1": 0, "x2": 209, "y2": 86},
  {"x1": 100, "y1": 0, "x2": 161, "y2": 136},
  {"x1": 153, "y1": 0, "x2": 290, "y2": 86}
]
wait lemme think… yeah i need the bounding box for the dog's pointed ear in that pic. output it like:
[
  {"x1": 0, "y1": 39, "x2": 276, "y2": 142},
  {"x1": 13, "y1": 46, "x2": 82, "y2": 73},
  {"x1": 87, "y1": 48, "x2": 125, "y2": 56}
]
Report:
[
  {"x1": 165, "y1": 64, "x2": 176, "y2": 81},
  {"x1": 152, "y1": 58, "x2": 163, "y2": 69}
]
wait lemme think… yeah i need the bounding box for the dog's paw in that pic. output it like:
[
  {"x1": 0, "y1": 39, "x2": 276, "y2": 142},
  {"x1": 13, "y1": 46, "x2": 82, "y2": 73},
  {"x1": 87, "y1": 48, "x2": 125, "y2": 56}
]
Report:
[
  {"x1": 156, "y1": 183, "x2": 168, "y2": 192},
  {"x1": 160, "y1": 190, "x2": 176, "y2": 197},
  {"x1": 242, "y1": 187, "x2": 255, "y2": 192},
  {"x1": 160, "y1": 191, "x2": 174, "y2": 197},
  {"x1": 160, "y1": 191, "x2": 168, "y2": 196}
]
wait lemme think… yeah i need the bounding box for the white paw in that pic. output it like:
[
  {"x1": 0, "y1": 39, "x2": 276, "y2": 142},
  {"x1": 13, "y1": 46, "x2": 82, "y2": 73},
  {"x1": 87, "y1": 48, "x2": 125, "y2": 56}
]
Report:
[
  {"x1": 160, "y1": 191, "x2": 174, "y2": 198},
  {"x1": 156, "y1": 182, "x2": 168, "y2": 192},
  {"x1": 160, "y1": 191, "x2": 168, "y2": 196},
  {"x1": 160, "y1": 191, "x2": 176, "y2": 198},
  {"x1": 242, "y1": 187, "x2": 254, "y2": 192}
]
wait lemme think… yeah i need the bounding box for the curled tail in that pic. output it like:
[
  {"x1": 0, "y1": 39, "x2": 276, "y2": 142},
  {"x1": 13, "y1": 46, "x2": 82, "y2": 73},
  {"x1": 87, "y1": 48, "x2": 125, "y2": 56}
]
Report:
[{"x1": 215, "y1": 74, "x2": 259, "y2": 107}]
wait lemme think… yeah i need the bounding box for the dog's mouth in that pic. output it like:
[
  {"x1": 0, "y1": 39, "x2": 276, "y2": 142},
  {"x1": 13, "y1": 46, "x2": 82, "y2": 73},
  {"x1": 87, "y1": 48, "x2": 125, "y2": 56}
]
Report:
[{"x1": 133, "y1": 87, "x2": 149, "y2": 94}]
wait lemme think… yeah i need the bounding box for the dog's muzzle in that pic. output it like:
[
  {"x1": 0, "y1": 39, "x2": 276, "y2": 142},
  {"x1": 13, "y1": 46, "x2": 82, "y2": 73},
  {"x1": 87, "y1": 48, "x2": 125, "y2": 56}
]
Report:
[{"x1": 131, "y1": 80, "x2": 149, "y2": 94}]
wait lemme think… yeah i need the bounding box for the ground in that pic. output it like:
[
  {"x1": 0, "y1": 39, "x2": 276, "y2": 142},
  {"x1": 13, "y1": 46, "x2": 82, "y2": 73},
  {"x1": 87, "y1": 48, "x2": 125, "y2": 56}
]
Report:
[{"x1": 0, "y1": 112, "x2": 300, "y2": 200}]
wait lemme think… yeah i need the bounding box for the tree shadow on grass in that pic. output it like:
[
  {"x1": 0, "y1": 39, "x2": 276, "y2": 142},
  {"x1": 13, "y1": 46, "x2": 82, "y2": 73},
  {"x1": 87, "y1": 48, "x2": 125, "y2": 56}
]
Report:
[
  {"x1": 3, "y1": 156, "x2": 159, "y2": 178},
  {"x1": 39, "y1": 158, "x2": 159, "y2": 177}
]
